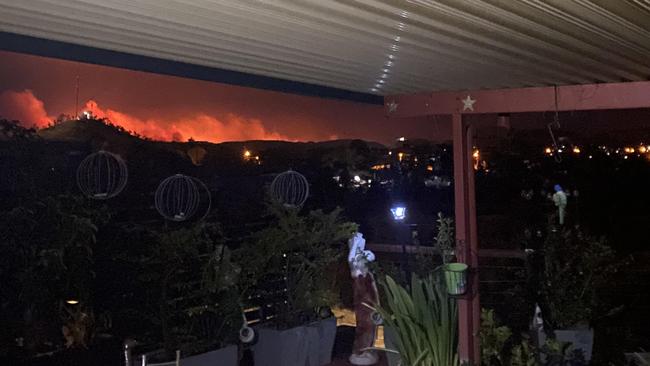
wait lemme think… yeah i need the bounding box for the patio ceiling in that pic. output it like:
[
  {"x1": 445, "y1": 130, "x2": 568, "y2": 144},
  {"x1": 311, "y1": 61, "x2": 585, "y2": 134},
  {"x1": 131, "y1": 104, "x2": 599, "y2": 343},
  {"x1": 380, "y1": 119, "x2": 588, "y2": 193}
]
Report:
[{"x1": 1, "y1": 0, "x2": 650, "y2": 97}]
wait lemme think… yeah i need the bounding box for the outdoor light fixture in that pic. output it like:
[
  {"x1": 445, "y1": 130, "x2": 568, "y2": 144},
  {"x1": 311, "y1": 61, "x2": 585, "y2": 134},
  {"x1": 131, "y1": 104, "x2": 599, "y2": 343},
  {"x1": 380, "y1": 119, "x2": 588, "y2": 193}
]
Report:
[
  {"x1": 391, "y1": 205, "x2": 406, "y2": 221},
  {"x1": 66, "y1": 299, "x2": 79, "y2": 305}
]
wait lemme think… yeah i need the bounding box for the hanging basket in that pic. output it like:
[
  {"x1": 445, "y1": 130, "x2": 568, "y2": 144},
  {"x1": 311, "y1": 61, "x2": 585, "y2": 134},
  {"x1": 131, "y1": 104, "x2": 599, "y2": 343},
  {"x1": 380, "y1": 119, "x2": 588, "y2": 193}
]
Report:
[
  {"x1": 154, "y1": 174, "x2": 211, "y2": 222},
  {"x1": 76, "y1": 150, "x2": 128, "y2": 199},
  {"x1": 443, "y1": 263, "x2": 468, "y2": 296},
  {"x1": 269, "y1": 170, "x2": 309, "y2": 208}
]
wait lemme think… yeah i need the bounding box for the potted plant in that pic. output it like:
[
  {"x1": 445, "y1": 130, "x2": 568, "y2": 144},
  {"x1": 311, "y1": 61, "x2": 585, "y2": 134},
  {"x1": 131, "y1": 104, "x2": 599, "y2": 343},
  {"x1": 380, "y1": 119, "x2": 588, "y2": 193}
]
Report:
[
  {"x1": 478, "y1": 308, "x2": 587, "y2": 366},
  {"x1": 0, "y1": 195, "x2": 109, "y2": 363},
  {"x1": 125, "y1": 223, "x2": 240, "y2": 366},
  {"x1": 533, "y1": 224, "x2": 622, "y2": 363},
  {"x1": 480, "y1": 308, "x2": 512, "y2": 366},
  {"x1": 434, "y1": 213, "x2": 468, "y2": 296},
  {"x1": 241, "y1": 204, "x2": 357, "y2": 366},
  {"x1": 373, "y1": 273, "x2": 459, "y2": 366}
]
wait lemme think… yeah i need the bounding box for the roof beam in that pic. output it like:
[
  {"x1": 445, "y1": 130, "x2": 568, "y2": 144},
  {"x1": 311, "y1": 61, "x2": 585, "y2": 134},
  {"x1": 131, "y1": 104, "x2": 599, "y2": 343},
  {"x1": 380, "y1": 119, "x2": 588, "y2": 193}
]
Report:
[
  {"x1": 385, "y1": 81, "x2": 650, "y2": 117},
  {"x1": 0, "y1": 31, "x2": 383, "y2": 105}
]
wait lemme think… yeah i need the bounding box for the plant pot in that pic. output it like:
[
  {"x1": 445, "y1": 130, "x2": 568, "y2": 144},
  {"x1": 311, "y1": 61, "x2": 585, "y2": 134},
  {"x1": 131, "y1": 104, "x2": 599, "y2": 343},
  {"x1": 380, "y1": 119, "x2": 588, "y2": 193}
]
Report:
[
  {"x1": 132, "y1": 345, "x2": 238, "y2": 366},
  {"x1": 443, "y1": 263, "x2": 468, "y2": 296},
  {"x1": 308, "y1": 317, "x2": 337, "y2": 365},
  {"x1": 253, "y1": 319, "x2": 336, "y2": 366},
  {"x1": 534, "y1": 327, "x2": 594, "y2": 362},
  {"x1": 624, "y1": 352, "x2": 650, "y2": 365},
  {"x1": 181, "y1": 345, "x2": 238, "y2": 366}
]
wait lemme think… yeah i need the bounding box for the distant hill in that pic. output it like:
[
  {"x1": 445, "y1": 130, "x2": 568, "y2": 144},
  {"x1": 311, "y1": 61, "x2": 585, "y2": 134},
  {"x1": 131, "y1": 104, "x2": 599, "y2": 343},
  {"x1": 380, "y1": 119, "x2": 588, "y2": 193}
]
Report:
[
  {"x1": 39, "y1": 118, "x2": 139, "y2": 143},
  {"x1": 37, "y1": 118, "x2": 387, "y2": 158}
]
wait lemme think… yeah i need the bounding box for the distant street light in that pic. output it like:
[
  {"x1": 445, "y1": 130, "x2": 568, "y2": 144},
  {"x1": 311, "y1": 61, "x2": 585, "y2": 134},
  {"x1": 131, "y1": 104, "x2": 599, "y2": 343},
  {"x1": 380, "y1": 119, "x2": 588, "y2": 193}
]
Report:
[{"x1": 390, "y1": 205, "x2": 406, "y2": 221}]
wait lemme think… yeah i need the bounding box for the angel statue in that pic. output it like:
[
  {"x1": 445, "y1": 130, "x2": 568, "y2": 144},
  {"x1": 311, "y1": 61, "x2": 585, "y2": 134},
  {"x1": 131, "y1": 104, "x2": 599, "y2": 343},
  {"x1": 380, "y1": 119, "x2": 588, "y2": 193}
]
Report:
[
  {"x1": 552, "y1": 184, "x2": 567, "y2": 225},
  {"x1": 348, "y1": 232, "x2": 380, "y2": 365}
]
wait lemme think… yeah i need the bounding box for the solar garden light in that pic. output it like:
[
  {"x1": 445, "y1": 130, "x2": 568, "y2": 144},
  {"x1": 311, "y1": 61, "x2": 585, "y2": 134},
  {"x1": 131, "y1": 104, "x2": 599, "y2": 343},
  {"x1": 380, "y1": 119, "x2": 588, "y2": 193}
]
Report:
[{"x1": 390, "y1": 204, "x2": 406, "y2": 221}]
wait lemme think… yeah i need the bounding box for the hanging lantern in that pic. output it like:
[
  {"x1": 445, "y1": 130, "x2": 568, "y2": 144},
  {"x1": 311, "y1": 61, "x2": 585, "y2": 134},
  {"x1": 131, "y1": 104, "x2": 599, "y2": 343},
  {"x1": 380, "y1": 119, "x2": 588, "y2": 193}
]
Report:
[
  {"x1": 154, "y1": 174, "x2": 211, "y2": 221},
  {"x1": 269, "y1": 170, "x2": 309, "y2": 208},
  {"x1": 76, "y1": 150, "x2": 128, "y2": 199}
]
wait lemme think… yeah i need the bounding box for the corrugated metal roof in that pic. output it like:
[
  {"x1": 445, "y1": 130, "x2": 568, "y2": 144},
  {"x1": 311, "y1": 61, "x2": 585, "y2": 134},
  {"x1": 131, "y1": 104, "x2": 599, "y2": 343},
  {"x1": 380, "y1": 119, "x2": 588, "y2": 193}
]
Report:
[{"x1": 1, "y1": 0, "x2": 649, "y2": 95}]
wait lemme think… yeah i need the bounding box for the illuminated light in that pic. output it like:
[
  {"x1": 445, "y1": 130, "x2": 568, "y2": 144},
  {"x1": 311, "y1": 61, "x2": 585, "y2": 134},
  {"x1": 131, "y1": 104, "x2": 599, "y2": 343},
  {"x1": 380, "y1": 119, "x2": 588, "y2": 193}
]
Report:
[
  {"x1": 398, "y1": 136, "x2": 406, "y2": 141},
  {"x1": 255, "y1": 156, "x2": 260, "y2": 160},
  {"x1": 573, "y1": 147, "x2": 581, "y2": 154},
  {"x1": 354, "y1": 175, "x2": 361, "y2": 182},
  {"x1": 545, "y1": 147, "x2": 552, "y2": 154},
  {"x1": 388, "y1": 151, "x2": 392, "y2": 155},
  {"x1": 398, "y1": 152, "x2": 404, "y2": 161},
  {"x1": 639, "y1": 146, "x2": 647, "y2": 153},
  {"x1": 472, "y1": 149, "x2": 480, "y2": 170},
  {"x1": 427, "y1": 165, "x2": 434, "y2": 171},
  {"x1": 589, "y1": 155, "x2": 593, "y2": 159},
  {"x1": 243, "y1": 150, "x2": 252, "y2": 158},
  {"x1": 625, "y1": 147, "x2": 635, "y2": 153},
  {"x1": 558, "y1": 149, "x2": 563, "y2": 153},
  {"x1": 66, "y1": 299, "x2": 79, "y2": 305},
  {"x1": 606, "y1": 152, "x2": 610, "y2": 156},
  {"x1": 624, "y1": 155, "x2": 628, "y2": 159},
  {"x1": 390, "y1": 206, "x2": 406, "y2": 220}
]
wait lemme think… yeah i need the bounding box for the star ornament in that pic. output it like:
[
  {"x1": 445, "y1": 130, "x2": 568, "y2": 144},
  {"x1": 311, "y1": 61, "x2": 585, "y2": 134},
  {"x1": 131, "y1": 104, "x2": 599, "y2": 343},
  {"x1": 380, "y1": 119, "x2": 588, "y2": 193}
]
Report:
[
  {"x1": 386, "y1": 100, "x2": 398, "y2": 113},
  {"x1": 461, "y1": 95, "x2": 476, "y2": 112}
]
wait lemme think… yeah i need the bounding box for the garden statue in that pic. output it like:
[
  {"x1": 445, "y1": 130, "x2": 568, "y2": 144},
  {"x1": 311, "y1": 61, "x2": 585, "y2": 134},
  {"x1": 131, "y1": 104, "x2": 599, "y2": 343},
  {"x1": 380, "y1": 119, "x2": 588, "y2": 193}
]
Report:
[
  {"x1": 552, "y1": 184, "x2": 567, "y2": 225},
  {"x1": 348, "y1": 232, "x2": 380, "y2": 365}
]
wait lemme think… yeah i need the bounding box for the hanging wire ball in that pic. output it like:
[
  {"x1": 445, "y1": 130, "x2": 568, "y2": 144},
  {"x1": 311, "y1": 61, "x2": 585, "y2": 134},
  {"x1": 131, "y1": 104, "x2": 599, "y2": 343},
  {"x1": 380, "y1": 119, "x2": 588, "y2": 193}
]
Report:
[
  {"x1": 155, "y1": 174, "x2": 211, "y2": 221},
  {"x1": 269, "y1": 170, "x2": 309, "y2": 208},
  {"x1": 76, "y1": 150, "x2": 128, "y2": 199}
]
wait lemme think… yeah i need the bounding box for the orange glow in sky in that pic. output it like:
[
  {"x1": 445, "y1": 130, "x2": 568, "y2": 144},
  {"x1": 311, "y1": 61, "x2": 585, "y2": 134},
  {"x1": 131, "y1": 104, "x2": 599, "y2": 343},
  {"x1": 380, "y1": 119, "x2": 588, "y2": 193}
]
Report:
[{"x1": 0, "y1": 51, "x2": 450, "y2": 144}]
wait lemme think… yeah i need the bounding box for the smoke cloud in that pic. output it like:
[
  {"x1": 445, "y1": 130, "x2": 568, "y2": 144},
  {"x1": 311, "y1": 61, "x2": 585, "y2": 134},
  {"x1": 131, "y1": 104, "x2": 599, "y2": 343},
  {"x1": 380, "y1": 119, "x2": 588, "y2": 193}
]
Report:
[
  {"x1": 84, "y1": 100, "x2": 289, "y2": 142},
  {"x1": 0, "y1": 89, "x2": 53, "y2": 128},
  {"x1": 0, "y1": 89, "x2": 289, "y2": 142}
]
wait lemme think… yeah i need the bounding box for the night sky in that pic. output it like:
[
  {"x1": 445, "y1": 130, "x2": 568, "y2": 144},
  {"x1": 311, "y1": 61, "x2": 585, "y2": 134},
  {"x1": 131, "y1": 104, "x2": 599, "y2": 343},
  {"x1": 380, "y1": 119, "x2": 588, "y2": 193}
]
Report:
[{"x1": 0, "y1": 50, "x2": 450, "y2": 145}]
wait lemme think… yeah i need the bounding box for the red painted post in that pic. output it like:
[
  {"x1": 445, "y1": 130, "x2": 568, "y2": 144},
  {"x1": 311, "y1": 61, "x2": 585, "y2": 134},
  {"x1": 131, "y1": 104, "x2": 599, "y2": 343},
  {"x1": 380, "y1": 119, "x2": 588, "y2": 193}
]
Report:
[
  {"x1": 467, "y1": 124, "x2": 481, "y2": 362},
  {"x1": 452, "y1": 113, "x2": 480, "y2": 365}
]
